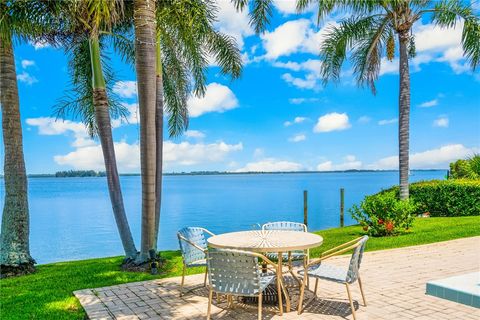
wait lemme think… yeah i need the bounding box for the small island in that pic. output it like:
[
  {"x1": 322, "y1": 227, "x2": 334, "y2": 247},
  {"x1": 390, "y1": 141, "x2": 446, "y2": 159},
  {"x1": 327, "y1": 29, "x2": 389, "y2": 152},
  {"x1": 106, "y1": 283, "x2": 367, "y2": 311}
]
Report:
[{"x1": 54, "y1": 170, "x2": 106, "y2": 178}]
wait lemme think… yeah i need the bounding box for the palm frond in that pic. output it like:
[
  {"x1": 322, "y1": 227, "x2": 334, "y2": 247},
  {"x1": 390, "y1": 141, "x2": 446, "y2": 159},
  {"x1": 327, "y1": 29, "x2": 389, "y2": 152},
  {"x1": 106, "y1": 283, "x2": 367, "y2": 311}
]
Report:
[
  {"x1": 351, "y1": 15, "x2": 392, "y2": 94},
  {"x1": 297, "y1": 0, "x2": 384, "y2": 25},
  {"x1": 207, "y1": 31, "x2": 242, "y2": 80},
  {"x1": 54, "y1": 37, "x2": 125, "y2": 137},
  {"x1": 320, "y1": 15, "x2": 382, "y2": 84},
  {"x1": 431, "y1": 0, "x2": 480, "y2": 70}
]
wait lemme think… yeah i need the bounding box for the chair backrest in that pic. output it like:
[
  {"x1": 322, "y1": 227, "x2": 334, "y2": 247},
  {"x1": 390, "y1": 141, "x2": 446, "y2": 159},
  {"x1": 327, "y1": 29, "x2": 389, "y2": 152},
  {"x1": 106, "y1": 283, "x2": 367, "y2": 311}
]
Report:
[
  {"x1": 177, "y1": 227, "x2": 209, "y2": 266},
  {"x1": 346, "y1": 236, "x2": 369, "y2": 283},
  {"x1": 262, "y1": 221, "x2": 307, "y2": 232},
  {"x1": 207, "y1": 249, "x2": 262, "y2": 297}
]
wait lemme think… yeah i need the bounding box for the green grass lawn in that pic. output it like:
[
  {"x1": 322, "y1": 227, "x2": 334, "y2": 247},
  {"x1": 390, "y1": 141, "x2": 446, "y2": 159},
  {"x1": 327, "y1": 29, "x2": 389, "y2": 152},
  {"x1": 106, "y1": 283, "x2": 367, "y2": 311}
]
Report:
[{"x1": 1, "y1": 216, "x2": 479, "y2": 319}]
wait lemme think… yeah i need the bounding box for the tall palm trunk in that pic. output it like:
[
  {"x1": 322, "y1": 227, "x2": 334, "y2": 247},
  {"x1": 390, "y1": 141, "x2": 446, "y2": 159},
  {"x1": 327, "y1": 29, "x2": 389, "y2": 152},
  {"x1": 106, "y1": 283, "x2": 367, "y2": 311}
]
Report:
[
  {"x1": 89, "y1": 37, "x2": 138, "y2": 259},
  {"x1": 153, "y1": 35, "x2": 164, "y2": 250},
  {"x1": 0, "y1": 35, "x2": 35, "y2": 275},
  {"x1": 134, "y1": 0, "x2": 157, "y2": 262},
  {"x1": 398, "y1": 30, "x2": 411, "y2": 199}
]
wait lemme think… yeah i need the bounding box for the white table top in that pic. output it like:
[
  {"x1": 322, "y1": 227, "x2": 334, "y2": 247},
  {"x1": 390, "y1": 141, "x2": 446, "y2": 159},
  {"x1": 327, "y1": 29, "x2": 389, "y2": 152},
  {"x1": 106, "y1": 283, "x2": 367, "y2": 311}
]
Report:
[{"x1": 207, "y1": 230, "x2": 323, "y2": 252}]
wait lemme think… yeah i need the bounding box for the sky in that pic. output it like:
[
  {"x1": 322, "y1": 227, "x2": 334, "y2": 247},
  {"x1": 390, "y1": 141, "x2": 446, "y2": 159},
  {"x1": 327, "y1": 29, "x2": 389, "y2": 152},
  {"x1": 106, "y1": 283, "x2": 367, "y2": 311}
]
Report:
[{"x1": 2, "y1": 0, "x2": 480, "y2": 174}]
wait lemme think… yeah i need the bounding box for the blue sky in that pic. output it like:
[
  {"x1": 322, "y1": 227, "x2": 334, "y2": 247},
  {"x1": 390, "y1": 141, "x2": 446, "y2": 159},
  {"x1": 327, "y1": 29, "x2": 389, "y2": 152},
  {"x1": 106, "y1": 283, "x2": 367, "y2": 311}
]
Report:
[{"x1": 2, "y1": 1, "x2": 479, "y2": 174}]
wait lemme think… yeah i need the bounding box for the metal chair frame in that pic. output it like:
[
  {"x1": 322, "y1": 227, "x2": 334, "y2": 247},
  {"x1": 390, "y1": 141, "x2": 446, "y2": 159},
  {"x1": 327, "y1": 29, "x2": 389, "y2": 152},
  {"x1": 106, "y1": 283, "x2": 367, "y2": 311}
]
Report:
[
  {"x1": 206, "y1": 248, "x2": 285, "y2": 320},
  {"x1": 297, "y1": 236, "x2": 368, "y2": 319},
  {"x1": 262, "y1": 221, "x2": 310, "y2": 285},
  {"x1": 177, "y1": 227, "x2": 215, "y2": 296}
]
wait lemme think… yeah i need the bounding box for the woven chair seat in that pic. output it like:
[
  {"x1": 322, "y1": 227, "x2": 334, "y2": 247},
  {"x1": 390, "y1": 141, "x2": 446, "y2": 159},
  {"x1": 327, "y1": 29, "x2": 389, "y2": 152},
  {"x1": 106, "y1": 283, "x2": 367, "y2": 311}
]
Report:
[
  {"x1": 259, "y1": 274, "x2": 276, "y2": 292},
  {"x1": 299, "y1": 264, "x2": 348, "y2": 283},
  {"x1": 187, "y1": 259, "x2": 207, "y2": 267},
  {"x1": 265, "y1": 252, "x2": 306, "y2": 262}
]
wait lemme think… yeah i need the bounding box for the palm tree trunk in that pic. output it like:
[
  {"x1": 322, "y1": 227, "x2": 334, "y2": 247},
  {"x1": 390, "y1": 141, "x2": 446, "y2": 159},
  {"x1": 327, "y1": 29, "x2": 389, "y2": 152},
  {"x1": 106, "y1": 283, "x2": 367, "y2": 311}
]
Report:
[
  {"x1": 153, "y1": 35, "x2": 164, "y2": 251},
  {"x1": 398, "y1": 31, "x2": 411, "y2": 199},
  {"x1": 0, "y1": 35, "x2": 35, "y2": 275},
  {"x1": 134, "y1": 0, "x2": 157, "y2": 262},
  {"x1": 89, "y1": 37, "x2": 138, "y2": 259}
]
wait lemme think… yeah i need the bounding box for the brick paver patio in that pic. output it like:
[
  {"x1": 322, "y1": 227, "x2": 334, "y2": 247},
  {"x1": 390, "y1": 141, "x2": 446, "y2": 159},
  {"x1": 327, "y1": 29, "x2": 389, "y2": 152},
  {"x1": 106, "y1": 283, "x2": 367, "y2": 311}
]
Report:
[{"x1": 75, "y1": 236, "x2": 480, "y2": 320}]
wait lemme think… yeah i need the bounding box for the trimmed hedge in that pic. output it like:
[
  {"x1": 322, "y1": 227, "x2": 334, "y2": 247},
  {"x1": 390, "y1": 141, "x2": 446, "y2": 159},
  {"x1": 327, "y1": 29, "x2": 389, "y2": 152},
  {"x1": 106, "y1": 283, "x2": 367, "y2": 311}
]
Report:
[{"x1": 382, "y1": 179, "x2": 480, "y2": 217}]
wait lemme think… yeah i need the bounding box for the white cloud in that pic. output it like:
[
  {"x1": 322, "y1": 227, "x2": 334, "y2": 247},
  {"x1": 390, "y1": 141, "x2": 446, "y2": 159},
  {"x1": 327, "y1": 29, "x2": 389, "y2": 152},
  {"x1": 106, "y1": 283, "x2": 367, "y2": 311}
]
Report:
[
  {"x1": 419, "y1": 99, "x2": 438, "y2": 108},
  {"x1": 317, "y1": 155, "x2": 362, "y2": 171},
  {"x1": 368, "y1": 144, "x2": 476, "y2": 169},
  {"x1": 282, "y1": 73, "x2": 318, "y2": 89},
  {"x1": 379, "y1": 58, "x2": 399, "y2": 75},
  {"x1": 378, "y1": 118, "x2": 398, "y2": 125},
  {"x1": 163, "y1": 141, "x2": 243, "y2": 166},
  {"x1": 284, "y1": 116, "x2": 307, "y2": 127},
  {"x1": 313, "y1": 112, "x2": 351, "y2": 133},
  {"x1": 111, "y1": 103, "x2": 139, "y2": 128},
  {"x1": 26, "y1": 117, "x2": 95, "y2": 148},
  {"x1": 288, "y1": 134, "x2": 306, "y2": 142},
  {"x1": 236, "y1": 158, "x2": 302, "y2": 172},
  {"x1": 54, "y1": 141, "x2": 139, "y2": 172},
  {"x1": 184, "y1": 130, "x2": 206, "y2": 139},
  {"x1": 261, "y1": 19, "x2": 311, "y2": 60},
  {"x1": 272, "y1": 0, "x2": 298, "y2": 15},
  {"x1": 113, "y1": 81, "x2": 137, "y2": 98},
  {"x1": 433, "y1": 116, "x2": 449, "y2": 128},
  {"x1": 275, "y1": 59, "x2": 323, "y2": 89},
  {"x1": 54, "y1": 140, "x2": 243, "y2": 172},
  {"x1": 261, "y1": 19, "x2": 334, "y2": 60},
  {"x1": 188, "y1": 83, "x2": 239, "y2": 117},
  {"x1": 289, "y1": 97, "x2": 319, "y2": 104},
  {"x1": 358, "y1": 116, "x2": 371, "y2": 124},
  {"x1": 17, "y1": 72, "x2": 38, "y2": 85},
  {"x1": 21, "y1": 60, "x2": 35, "y2": 69},
  {"x1": 30, "y1": 40, "x2": 49, "y2": 50},
  {"x1": 214, "y1": 1, "x2": 254, "y2": 49}
]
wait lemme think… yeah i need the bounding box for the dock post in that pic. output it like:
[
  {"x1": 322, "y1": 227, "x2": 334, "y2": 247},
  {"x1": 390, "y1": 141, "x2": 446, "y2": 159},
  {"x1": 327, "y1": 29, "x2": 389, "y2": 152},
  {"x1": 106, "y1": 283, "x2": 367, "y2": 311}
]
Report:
[
  {"x1": 303, "y1": 190, "x2": 308, "y2": 227},
  {"x1": 340, "y1": 188, "x2": 345, "y2": 227}
]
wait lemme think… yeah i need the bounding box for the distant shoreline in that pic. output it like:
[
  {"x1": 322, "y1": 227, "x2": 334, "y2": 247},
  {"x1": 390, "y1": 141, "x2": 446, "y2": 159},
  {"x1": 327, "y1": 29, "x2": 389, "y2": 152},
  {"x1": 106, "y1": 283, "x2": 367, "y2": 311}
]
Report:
[{"x1": 0, "y1": 169, "x2": 448, "y2": 179}]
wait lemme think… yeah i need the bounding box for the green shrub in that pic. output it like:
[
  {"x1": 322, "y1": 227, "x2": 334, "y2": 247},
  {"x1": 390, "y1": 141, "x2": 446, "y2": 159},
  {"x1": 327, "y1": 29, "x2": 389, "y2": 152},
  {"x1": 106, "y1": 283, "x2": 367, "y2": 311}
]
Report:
[
  {"x1": 449, "y1": 154, "x2": 480, "y2": 179},
  {"x1": 384, "y1": 179, "x2": 480, "y2": 217},
  {"x1": 350, "y1": 191, "x2": 417, "y2": 236}
]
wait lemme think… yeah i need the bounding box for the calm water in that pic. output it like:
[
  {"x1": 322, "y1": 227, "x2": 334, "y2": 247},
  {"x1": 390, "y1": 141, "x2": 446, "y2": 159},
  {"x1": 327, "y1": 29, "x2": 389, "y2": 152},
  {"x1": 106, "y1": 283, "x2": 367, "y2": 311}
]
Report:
[{"x1": 0, "y1": 171, "x2": 445, "y2": 264}]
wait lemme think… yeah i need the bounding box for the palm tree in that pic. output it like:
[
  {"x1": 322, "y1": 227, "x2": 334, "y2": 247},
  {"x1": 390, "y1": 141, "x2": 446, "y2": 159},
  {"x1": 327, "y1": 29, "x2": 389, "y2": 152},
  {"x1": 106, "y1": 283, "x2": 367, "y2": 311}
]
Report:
[
  {"x1": 53, "y1": 0, "x2": 138, "y2": 260},
  {"x1": 0, "y1": 0, "x2": 57, "y2": 276},
  {"x1": 130, "y1": 0, "x2": 243, "y2": 261},
  {"x1": 132, "y1": 0, "x2": 158, "y2": 263},
  {"x1": 294, "y1": 0, "x2": 480, "y2": 199}
]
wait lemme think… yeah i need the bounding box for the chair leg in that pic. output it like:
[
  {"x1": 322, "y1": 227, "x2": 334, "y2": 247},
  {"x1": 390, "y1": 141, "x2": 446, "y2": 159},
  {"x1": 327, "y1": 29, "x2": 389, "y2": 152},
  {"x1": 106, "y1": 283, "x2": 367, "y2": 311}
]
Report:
[
  {"x1": 258, "y1": 292, "x2": 262, "y2": 320},
  {"x1": 303, "y1": 257, "x2": 310, "y2": 288},
  {"x1": 314, "y1": 278, "x2": 319, "y2": 296},
  {"x1": 180, "y1": 264, "x2": 186, "y2": 297},
  {"x1": 204, "y1": 267, "x2": 208, "y2": 287},
  {"x1": 207, "y1": 288, "x2": 213, "y2": 320},
  {"x1": 358, "y1": 276, "x2": 367, "y2": 306},
  {"x1": 297, "y1": 274, "x2": 307, "y2": 315},
  {"x1": 345, "y1": 283, "x2": 356, "y2": 320}
]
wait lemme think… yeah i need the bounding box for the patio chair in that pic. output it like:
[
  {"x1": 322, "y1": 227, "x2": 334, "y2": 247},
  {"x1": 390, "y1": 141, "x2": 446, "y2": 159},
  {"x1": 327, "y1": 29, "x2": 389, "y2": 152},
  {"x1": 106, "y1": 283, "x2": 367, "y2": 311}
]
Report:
[
  {"x1": 177, "y1": 227, "x2": 215, "y2": 296},
  {"x1": 297, "y1": 236, "x2": 369, "y2": 319},
  {"x1": 262, "y1": 221, "x2": 309, "y2": 277},
  {"x1": 206, "y1": 248, "x2": 283, "y2": 320}
]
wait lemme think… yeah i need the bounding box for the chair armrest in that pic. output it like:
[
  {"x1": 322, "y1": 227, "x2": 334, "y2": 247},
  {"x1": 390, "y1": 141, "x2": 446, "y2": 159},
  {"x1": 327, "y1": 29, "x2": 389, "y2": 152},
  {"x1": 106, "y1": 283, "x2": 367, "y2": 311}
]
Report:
[
  {"x1": 178, "y1": 234, "x2": 207, "y2": 253},
  {"x1": 320, "y1": 237, "x2": 363, "y2": 256},
  {"x1": 201, "y1": 228, "x2": 215, "y2": 237},
  {"x1": 307, "y1": 242, "x2": 361, "y2": 268}
]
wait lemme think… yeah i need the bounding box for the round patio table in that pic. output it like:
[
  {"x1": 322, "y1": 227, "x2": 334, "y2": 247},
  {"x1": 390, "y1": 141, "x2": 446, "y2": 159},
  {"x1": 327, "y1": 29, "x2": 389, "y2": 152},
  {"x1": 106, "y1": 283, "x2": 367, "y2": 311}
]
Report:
[{"x1": 208, "y1": 230, "x2": 323, "y2": 315}]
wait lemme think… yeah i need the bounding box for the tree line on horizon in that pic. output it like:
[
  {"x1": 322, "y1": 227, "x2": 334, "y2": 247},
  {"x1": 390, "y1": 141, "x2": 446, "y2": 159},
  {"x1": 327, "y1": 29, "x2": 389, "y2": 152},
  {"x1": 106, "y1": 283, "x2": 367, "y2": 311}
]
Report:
[{"x1": 1, "y1": 0, "x2": 479, "y2": 277}]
